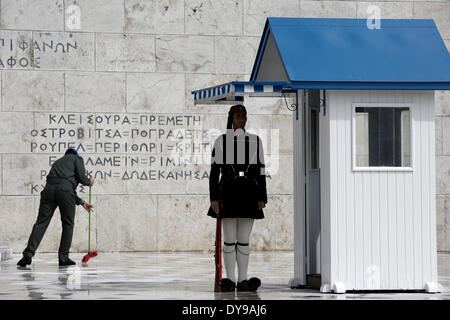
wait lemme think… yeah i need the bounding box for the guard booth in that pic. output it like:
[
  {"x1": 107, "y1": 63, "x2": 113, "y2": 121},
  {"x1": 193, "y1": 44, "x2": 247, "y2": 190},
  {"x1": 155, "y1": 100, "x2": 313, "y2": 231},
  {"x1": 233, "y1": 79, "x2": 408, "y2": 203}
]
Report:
[{"x1": 192, "y1": 18, "x2": 450, "y2": 293}]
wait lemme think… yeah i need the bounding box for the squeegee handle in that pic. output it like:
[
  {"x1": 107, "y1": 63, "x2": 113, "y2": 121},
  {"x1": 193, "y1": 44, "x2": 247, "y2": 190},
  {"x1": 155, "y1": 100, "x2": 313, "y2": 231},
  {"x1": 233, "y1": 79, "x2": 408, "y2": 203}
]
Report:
[{"x1": 88, "y1": 186, "x2": 92, "y2": 253}]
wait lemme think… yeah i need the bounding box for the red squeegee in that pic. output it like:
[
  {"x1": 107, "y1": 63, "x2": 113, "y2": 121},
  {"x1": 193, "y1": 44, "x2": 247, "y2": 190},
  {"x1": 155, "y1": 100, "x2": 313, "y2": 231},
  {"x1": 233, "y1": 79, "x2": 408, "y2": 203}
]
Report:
[{"x1": 82, "y1": 186, "x2": 97, "y2": 264}]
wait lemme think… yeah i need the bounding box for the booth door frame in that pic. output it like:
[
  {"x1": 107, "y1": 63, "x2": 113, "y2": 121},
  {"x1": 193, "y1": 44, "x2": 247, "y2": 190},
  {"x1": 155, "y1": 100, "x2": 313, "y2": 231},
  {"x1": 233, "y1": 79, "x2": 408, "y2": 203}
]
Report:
[
  {"x1": 290, "y1": 90, "x2": 307, "y2": 287},
  {"x1": 306, "y1": 90, "x2": 321, "y2": 278},
  {"x1": 290, "y1": 89, "x2": 323, "y2": 289}
]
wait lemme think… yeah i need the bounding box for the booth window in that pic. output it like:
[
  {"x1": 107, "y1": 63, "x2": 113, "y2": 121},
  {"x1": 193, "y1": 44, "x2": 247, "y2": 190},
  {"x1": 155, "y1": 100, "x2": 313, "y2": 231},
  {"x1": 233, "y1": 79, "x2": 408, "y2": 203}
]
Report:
[{"x1": 354, "y1": 106, "x2": 411, "y2": 169}]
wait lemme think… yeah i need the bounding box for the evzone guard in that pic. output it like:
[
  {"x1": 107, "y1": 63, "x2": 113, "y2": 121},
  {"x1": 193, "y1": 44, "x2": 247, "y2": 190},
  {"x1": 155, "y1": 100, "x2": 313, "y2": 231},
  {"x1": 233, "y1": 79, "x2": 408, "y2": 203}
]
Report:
[{"x1": 208, "y1": 104, "x2": 268, "y2": 292}]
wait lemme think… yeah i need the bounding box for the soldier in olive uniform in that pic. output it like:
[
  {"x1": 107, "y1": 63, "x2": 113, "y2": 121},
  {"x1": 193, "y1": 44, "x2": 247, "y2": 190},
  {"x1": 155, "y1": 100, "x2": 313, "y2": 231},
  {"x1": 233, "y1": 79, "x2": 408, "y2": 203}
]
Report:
[{"x1": 17, "y1": 148, "x2": 94, "y2": 267}]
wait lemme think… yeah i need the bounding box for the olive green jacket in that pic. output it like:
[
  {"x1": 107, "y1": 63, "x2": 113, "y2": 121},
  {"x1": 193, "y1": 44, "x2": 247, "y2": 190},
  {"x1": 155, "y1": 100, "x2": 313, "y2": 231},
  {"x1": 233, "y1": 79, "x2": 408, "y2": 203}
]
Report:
[{"x1": 46, "y1": 154, "x2": 92, "y2": 205}]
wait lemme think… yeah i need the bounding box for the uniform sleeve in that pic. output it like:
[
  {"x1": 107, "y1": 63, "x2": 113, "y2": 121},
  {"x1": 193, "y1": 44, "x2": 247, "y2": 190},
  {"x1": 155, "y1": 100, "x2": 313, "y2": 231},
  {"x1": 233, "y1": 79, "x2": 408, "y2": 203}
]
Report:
[
  {"x1": 256, "y1": 137, "x2": 268, "y2": 203},
  {"x1": 74, "y1": 191, "x2": 84, "y2": 206},
  {"x1": 209, "y1": 137, "x2": 222, "y2": 201},
  {"x1": 75, "y1": 156, "x2": 92, "y2": 187}
]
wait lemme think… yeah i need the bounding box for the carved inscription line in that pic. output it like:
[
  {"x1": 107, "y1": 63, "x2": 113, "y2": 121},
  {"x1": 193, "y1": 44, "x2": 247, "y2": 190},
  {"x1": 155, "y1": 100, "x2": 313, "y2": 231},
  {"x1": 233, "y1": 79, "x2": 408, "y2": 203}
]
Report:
[
  {"x1": 0, "y1": 38, "x2": 78, "y2": 69},
  {"x1": 29, "y1": 113, "x2": 213, "y2": 194}
]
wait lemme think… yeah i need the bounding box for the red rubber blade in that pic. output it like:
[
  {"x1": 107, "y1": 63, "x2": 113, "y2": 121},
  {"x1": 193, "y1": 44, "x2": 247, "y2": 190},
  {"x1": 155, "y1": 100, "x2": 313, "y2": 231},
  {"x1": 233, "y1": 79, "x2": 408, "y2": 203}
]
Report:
[{"x1": 81, "y1": 251, "x2": 98, "y2": 263}]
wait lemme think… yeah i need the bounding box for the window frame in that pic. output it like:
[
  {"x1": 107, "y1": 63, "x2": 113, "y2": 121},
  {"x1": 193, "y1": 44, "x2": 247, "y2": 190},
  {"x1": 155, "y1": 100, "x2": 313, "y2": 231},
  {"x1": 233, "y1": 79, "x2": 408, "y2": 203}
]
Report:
[{"x1": 351, "y1": 102, "x2": 414, "y2": 172}]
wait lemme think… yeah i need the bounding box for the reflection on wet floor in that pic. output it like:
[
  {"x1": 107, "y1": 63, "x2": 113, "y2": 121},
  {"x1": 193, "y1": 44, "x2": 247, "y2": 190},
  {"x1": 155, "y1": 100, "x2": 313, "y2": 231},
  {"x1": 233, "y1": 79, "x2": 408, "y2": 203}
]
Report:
[{"x1": 0, "y1": 252, "x2": 449, "y2": 300}]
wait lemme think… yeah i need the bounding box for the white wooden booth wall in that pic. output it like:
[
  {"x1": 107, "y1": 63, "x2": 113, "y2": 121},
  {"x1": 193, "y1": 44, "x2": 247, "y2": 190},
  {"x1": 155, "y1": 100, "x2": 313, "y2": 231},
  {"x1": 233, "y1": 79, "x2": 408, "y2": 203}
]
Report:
[{"x1": 317, "y1": 90, "x2": 438, "y2": 292}]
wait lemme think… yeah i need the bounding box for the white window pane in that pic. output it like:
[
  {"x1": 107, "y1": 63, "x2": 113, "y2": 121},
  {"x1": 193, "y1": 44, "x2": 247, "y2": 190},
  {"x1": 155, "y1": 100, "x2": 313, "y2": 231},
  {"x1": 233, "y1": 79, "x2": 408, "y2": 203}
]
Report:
[{"x1": 354, "y1": 107, "x2": 410, "y2": 168}]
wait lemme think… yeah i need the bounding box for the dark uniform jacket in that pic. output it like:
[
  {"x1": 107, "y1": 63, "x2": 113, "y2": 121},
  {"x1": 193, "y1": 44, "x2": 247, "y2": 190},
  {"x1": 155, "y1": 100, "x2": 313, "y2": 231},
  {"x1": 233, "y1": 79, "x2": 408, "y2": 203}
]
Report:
[
  {"x1": 208, "y1": 130, "x2": 267, "y2": 219},
  {"x1": 46, "y1": 154, "x2": 92, "y2": 205}
]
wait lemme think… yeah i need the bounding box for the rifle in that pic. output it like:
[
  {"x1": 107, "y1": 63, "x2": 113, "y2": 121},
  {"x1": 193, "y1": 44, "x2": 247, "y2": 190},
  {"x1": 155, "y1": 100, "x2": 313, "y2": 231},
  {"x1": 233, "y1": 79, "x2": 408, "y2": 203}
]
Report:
[{"x1": 214, "y1": 216, "x2": 222, "y2": 292}]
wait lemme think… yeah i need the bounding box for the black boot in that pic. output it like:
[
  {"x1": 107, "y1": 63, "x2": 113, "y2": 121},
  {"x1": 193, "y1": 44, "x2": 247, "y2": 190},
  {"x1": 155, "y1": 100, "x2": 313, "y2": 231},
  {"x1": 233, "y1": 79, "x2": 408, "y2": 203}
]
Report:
[
  {"x1": 17, "y1": 256, "x2": 32, "y2": 267},
  {"x1": 59, "y1": 258, "x2": 76, "y2": 266}
]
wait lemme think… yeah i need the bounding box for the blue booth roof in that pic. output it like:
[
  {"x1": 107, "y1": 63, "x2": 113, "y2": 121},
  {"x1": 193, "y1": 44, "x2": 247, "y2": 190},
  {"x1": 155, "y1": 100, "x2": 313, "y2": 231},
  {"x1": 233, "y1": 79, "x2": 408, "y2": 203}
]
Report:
[
  {"x1": 192, "y1": 17, "x2": 450, "y2": 104},
  {"x1": 251, "y1": 17, "x2": 450, "y2": 90}
]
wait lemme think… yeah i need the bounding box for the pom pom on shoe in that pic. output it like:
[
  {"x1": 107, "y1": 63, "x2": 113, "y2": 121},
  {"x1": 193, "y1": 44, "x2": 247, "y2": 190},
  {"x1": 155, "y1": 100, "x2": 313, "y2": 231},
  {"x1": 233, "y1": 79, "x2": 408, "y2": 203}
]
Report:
[{"x1": 219, "y1": 278, "x2": 236, "y2": 292}]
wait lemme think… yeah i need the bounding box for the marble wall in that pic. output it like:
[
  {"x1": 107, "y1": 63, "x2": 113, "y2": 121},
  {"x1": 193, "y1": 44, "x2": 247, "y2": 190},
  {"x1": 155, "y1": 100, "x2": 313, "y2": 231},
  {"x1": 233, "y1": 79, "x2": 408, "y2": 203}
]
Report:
[{"x1": 0, "y1": 0, "x2": 449, "y2": 253}]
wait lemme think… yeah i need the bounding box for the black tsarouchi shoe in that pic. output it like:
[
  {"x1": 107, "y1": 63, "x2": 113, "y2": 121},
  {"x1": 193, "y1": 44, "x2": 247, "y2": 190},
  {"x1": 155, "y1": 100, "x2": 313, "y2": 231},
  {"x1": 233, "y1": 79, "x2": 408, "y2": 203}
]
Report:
[
  {"x1": 219, "y1": 278, "x2": 236, "y2": 292},
  {"x1": 237, "y1": 277, "x2": 261, "y2": 292}
]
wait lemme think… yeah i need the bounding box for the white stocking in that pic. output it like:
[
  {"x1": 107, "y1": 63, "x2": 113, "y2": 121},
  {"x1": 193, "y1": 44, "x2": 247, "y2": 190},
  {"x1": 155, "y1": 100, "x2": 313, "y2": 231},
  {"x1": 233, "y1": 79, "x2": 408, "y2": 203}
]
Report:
[
  {"x1": 222, "y1": 217, "x2": 254, "y2": 284},
  {"x1": 236, "y1": 218, "x2": 254, "y2": 283},
  {"x1": 222, "y1": 218, "x2": 237, "y2": 282}
]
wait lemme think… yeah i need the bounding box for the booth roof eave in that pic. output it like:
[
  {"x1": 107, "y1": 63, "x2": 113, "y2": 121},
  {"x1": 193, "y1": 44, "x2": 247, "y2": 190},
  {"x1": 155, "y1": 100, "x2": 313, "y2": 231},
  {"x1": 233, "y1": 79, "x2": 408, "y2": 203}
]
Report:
[
  {"x1": 192, "y1": 80, "x2": 450, "y2": 105},
  {"x1": 192, "y1": 81, "x2": 294, "y2": 105},
  {"x1": 289, "y1": 81, "x2": 450, "y2": 90}
]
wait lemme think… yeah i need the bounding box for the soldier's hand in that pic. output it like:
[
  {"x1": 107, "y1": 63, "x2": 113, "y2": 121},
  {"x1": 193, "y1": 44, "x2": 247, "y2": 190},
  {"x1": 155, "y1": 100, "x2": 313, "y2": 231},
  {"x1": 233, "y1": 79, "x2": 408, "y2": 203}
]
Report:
[
  {"x1": 258, "y1": 201, "x2": 266, "y2": 209},
  {"x1": 89, "y1": 176, "x2": 95, "y2": 186},
  {"x1": 82, "y1": 202, "x2": 94, "y2": 213},
  {"x1": 211, "y1": 200, "x2": 220, "y2": 216}
]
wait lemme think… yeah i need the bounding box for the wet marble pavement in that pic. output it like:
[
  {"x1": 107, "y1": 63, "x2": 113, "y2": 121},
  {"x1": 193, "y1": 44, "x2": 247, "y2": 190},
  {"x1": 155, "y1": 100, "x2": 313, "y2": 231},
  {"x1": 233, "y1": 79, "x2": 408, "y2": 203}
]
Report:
[{"x1": 1, "y1": 251, "x2": 450, "y2": 300}]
